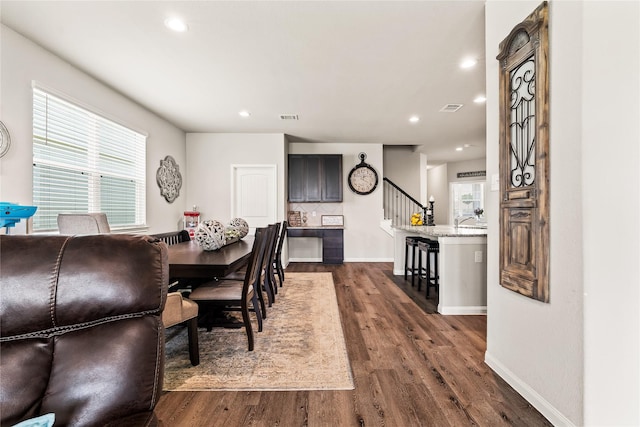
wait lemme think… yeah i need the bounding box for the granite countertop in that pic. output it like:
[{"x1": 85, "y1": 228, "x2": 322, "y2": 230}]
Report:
[{"x1": 397, "y1": 225, "x2": 488, "y2": 238}]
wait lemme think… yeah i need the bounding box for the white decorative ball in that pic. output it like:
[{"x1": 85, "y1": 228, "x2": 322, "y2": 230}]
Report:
[
  {"x1": 227, "y1": 217, "x2": 249, "y2": 239},
  {"x1": 194, "y1": 219, "x2": 226, "y2": 251}
]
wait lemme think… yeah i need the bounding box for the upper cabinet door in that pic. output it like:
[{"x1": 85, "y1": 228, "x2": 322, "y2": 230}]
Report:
[
  {"x1": 288, "y1": 154, "x2": 342, "y2": 203},
  {"x1": 304, "y1": 156, "x2": 322, "y2": 202},
  {"x1": 288, "y1": 155, "x2": 306, "y2": 202},
  {"x1": 321, "y1": 155, "x2": 343, "y2": 202}
]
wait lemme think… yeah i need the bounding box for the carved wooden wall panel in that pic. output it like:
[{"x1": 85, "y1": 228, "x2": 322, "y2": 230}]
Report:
[{"x1": 497, "y1": 2, "x2": 549, "y2": 302}]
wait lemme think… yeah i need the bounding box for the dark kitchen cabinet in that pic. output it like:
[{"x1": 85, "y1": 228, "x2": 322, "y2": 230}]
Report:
[{"x1": 288, "y1": 154, "x2": 342, "y2": 202}]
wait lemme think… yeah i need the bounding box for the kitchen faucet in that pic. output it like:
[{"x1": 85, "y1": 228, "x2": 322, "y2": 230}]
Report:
[{"x1": 454, "y1": 216, "x2": 476, "y2": 228}]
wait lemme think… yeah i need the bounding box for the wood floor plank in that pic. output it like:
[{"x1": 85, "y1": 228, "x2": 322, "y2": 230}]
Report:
[{"x1": 155, "y1": 262, "x2": 551, "y2": 426}]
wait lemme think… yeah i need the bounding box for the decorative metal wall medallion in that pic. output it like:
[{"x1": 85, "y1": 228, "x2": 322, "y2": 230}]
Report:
[
  {"x1": 0, "y1": 121, "x2": 11, "y2": 158},
  {"x1": 156, "y1": 155, "x2": 182, "y2": 203}
]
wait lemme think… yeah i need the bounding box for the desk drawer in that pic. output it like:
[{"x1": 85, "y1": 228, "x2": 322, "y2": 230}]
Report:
[{"x1": 287, "y1": 228, "x2": 322, "y2": 238}]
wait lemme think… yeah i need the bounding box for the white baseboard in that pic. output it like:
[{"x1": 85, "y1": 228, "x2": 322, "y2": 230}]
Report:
[
  {"x1": 288, "y1": 258, "x2": 394, "y2": 263},
  {"x1": 343, "y1": 257, "x2": 394, "y2": 263},
  {"x1": 484, "y1": 352, "x2": 575, "y2": 427},
  {"x1": 437, "y1": 305, "x2": 487, "y2": 315}
]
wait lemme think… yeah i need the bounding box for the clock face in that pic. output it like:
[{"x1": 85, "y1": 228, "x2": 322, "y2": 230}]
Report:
[{"x1": 348, "y1": 165, "x2": 378, "y2": 195}]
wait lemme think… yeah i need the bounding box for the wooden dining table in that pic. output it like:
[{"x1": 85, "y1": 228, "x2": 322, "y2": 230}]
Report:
[{"x1": 166, "y1": 236, "x2": 255, "y2": 280}]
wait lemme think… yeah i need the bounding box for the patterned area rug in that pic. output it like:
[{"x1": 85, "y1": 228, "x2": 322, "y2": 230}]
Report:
[{"x1": 163, "y1": 272, "x2": 354, "y2": 391}]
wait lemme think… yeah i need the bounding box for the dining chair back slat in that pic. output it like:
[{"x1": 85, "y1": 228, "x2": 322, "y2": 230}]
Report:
[
  {"x1": 263, "y1": 223, "x2": 280, "y2": 304},
  {"x1": 152, "y1": 230, "x2": 190, "y2": 246},
  {"x1": 274, "y1": 221, "x2": 287, "y2": 287}
]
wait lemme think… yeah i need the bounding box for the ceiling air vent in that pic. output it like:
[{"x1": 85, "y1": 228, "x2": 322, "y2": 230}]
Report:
[
  {"x1": 439, "y1": 104, "x2": 463, "y2": 113},
  {"x1": 279, "y1": 114, "x2": 299, "y2": 120}
]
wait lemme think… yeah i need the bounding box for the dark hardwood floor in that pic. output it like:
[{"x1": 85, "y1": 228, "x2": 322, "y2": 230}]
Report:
[{"x1": 155, "y1": 262, "x2": 551, "y2": 426}]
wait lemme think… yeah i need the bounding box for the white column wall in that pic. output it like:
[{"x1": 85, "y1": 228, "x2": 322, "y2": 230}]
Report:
[
  {"x1": 485, "y1": 1, "x2": 584, "y2": 425},
  {"x1": 486, "y1": 1, "x2": 640, "y2": 425},
  {"x1": 581, "y1": 1, "x2": 640, "y2": 425}
]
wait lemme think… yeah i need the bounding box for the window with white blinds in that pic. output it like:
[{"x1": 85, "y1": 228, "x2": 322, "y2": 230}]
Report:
[{"x1": 32, "y1": 87, "x2": 146, "y2": 232}]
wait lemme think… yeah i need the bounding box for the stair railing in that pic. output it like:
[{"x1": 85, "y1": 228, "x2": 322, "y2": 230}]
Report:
[{"x1": 383, "y1": 178, "x2": 428, "y2": 227}]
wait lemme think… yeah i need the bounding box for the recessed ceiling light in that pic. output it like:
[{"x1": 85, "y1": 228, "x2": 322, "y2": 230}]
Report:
[
  {"x1": 409, "y1": 115, "x2": 420, "y2": 123},
  {"x1": 164, "y1": 17, "x2": 188, "y2": 32},
  {"x1": 460, "y1": 58, "x2": 477, "y2": 69},
  {"x1": 239, "y1": 110, "x2": 251, "y2": 118},
  {"x1": 456, "y1": 147, "x2": 463, "y2": 151},
  {"x1": 474, "y1": 95, "x2": 487, "y2": 103}
]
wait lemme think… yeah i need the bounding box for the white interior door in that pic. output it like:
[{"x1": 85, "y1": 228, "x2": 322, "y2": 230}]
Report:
[{"x1": 231, "y1": 165, "x2": 277, "y2": 234}]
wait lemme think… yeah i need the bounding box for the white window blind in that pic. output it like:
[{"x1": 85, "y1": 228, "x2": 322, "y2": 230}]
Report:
[{"x1": 32, "y1": 88, "x2": 146, "y2": 232}]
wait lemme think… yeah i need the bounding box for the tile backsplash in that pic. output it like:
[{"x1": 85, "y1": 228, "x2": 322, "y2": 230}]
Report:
[{"x1": 288, "y1": 203, "x2": 343, "y2": 227}]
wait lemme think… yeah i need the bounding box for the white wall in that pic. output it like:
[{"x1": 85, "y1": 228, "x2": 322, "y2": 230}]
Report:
[
  {"x1": 486, "y1": 1, "x2": 640, "y2": 426},
  {"x1": 289, "y1": 142, "x2": 393, "y2": 262},
  {"x1": 446, "y1": 158, "x2": 486, "y2": 184},
  {"x1": 447, "y1": 158, "x2": 487, "y2": 224},
  {"x1": 581, "y1": 2, "x2": 639, "y2": 425},
  {"x1": 426, "y1": 159, "x2": 486, "y2": 225},
  {"x1": 0, "y1": 25, "x2": 187, "y2": 234},
  {"x1": 185, "y1": 133, "x2": 288, "y2": 224},
  {"x1": 383, "y1": 146, "x2": 425, "y2": 203},
  {"x1": 426, "y1": 164, "x2": 448, "y2": 225}
]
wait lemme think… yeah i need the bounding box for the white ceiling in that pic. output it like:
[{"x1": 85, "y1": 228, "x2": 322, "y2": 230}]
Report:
[{"x1": 1, "y1": 1, "x2": 487, "y2": 164}]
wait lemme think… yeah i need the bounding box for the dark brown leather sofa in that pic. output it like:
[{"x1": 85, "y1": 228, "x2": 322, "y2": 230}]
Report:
[{"x1": 0, "y1": 234, "x2": 169, "y2": 427}]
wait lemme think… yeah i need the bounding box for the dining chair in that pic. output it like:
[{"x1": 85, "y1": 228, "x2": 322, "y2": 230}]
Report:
[
  {"x1": 264, "y1": 222, "x2": 280, "y2": 301},
  {"x1": 57, "y1": 213, "x2": 111, "y2": 234},
  {"x1": 239, "y1": 227, "x2": 270, "y2": 319},
  {"x1": 151, "y1": 230, "x2": 193, "y2": 291},
  {"x1": 218, "y1": 224, "x2": 277, "y2": 308},
  {"x1": 152, "y1": 229, "x2": 190, "y2": 246},
  {"x1": 150, "y1": 229, "x2": 200, "y2": 365},
  {"x1": 188, "y1": 227, "x2": 268, "y2": 351},
  {"x1": 273, "y1": 220, "x2": 287, "y2": 287},
  {"x1": 162, "y1": 292, "x2": 200, "y2": 366}
]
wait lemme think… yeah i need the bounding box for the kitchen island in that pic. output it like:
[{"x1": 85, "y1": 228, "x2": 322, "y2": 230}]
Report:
[{"x1": 394, "y1": 225, "x2": 487, "y2": 315}]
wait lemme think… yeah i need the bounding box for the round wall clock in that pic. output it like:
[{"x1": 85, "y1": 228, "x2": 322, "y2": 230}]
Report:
[
  {"x1": 348, "y1": 152, "x2": 378, "y2": 195},
  {"x1": 0, "y1": 121, "x2": 11, "y2": 158}
]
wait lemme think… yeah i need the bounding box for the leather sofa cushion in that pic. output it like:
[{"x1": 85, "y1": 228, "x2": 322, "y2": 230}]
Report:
[{"x1": 0, "y1": 234, "x2": 167, "y2": 427}]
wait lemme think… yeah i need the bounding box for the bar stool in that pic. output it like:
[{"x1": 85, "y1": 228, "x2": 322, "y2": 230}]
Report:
[
  {"x1": 417, "y1": 239, "x2": 440, "y2": 297},
  {"x1": 405, "y1": 236, "x2": 427, "y2": 287}
]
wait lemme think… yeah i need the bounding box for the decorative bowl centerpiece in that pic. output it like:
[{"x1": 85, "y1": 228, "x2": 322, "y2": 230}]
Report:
[
  {"x1": 194, "y1": 219, "x2": 226, "y2": 251},
  {"x1": 225, "y1": 217, "x2": 249, "y2": 244},
  {"x1": 228, "y1": 217, "x2": 249, "y2": 237}
]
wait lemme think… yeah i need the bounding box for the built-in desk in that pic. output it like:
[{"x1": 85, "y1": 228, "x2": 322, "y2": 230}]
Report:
[{"x1": 287, "y1": 227, "x2": 344, "y2": 264}]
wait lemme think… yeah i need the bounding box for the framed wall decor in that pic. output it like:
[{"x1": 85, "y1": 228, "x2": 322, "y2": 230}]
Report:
[
  {"x1": 496, "y1": 1, "x2": 550, "y2": 302},
  {"x1": 156, "y1": 155, "x2": 182, "y2": 203},
  {"x1": 288, "y1": 211, "x2": 302, "y2": 227}
]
